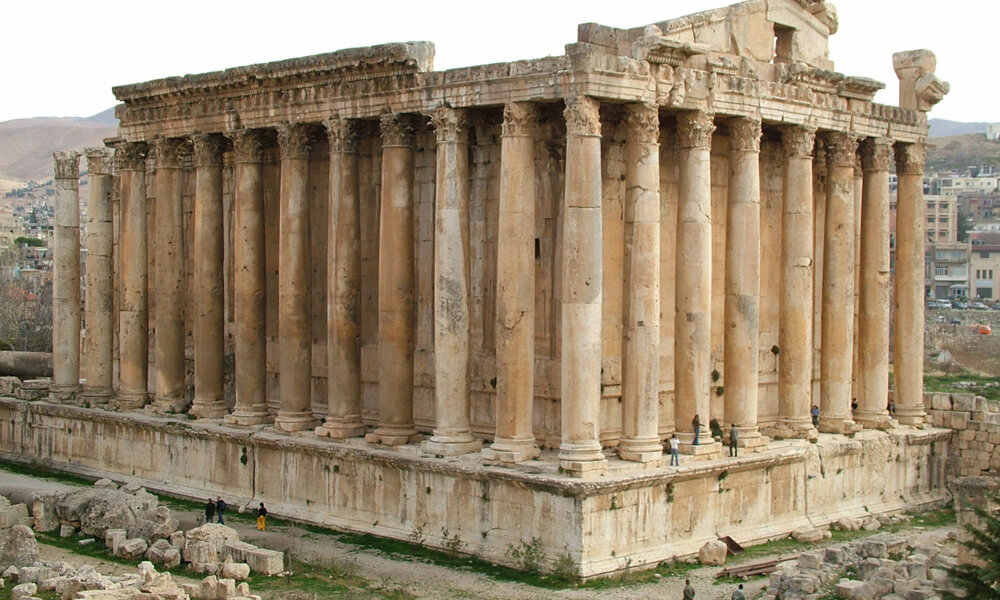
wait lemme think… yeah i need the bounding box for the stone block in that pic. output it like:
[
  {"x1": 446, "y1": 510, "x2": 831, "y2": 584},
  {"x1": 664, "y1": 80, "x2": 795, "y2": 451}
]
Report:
[
  {"x1": 862, "y1": 519, "x2": 882, "y2": 532},
  {"x1": 10, "y1": 582, "x2": 36, "y2": 600},
  {"x1": 220, "y1": 558, "x2": 251, "y2": 581},
  {"x1": 858, "y1": 557, "x2": 882, "y2": 580},
  {"x1": 894, "y1": 577, "x2": 918, "y2": 596},
  {"x1": 0, "y1": 503, "x2": 28, "y2": 528},
  {"x1": 105, "y1": 529, "x2": 126, "y2": 554},
  {"x1": 951, "y1": 412, "x2": 969, "y2": 429},
  {"x1": 59, "y1": 524, "x2": 76, "y2": 538},
  {"x1": 792, "y1": 526, "x2": 825, "y2": 543},
  {"x1": 115, "y1": 537, "x2": 147, "y2": 560},
  {"x1": 0, "y1": 525, "x2": 39, "y2": 567},
  {"x1": 836, "y1": 579, "x2": 873, "y2": 600},
  {"x1": 168, "y1": 531, "x2": 185, "y2": 548},
  {"x1": 953, "y1": 394, "x2": 976, "y2": 411},
  {"x1": 960, "y1": 429, "x2": 976, "y2": 441},
  {"x1": 93, "y1": 478, "x2": 118, "y2": 490},
  {"x1": 244, "y1": 547, "x2": 284, "y2": 575},
  {"x1": 797, "y1": 551, "x2": 822, "y2": 569},
  {"x1": 869, "y1": 575, "x2": 895, "y2": 597},
  {"x1": 834, "y1": 517, "x2": 862, "y2": 531},
  {"x1": 30, "y1": 494, "x2": 59, "y2": 533},
  {"x1": 786, "y1": 574, "x2": 820, "y2": 594},
  {"x1": 823, "y1": 547, "x2": 845, "y2": 565},
  {"x1": 699, "y1": 539, "x2": 728, "y2": 565}
]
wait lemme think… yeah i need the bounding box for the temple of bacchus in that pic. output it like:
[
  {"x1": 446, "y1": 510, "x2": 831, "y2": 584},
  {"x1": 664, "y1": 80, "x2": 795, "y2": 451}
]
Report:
[{"x1": 1, "y1": 0, "x2": 954, "y2": 577}]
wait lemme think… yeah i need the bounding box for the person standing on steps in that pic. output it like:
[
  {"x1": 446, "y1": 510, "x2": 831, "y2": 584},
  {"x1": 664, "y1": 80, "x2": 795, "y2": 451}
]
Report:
[
  {"x1": 257, "y1": 502, "x2": 268, "y2": 531},
  {"x1": 669, "y1": 434, "x2": 680, "y2": 466},
  {"x1": 204, "y1": 498, "x2": 215, "y2": 524},
  {"x1": 683, "y1": 578, "x2": 696, "y2": 600},
  {"x1": 729, "y1": 424, "x2": 738, "y2": 457},
  {"x1": 811, "y1": 404, "x2": 820, "y2": 427},
  {"x1": 216, "y1": 496, "x2": 227, "y2": 524},
  {"x1": 692, "y1": 414, "x2": 701, "y2": 446}
]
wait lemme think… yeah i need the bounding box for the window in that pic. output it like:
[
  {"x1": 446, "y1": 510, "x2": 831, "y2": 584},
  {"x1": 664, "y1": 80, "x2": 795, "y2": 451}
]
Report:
[
  {"x1": 927, "y1": 202, "x2": 936, "y2": 210},
  {"x1": 978, "y1": 287, "x2": 993, "y2": 299},
  {"x1": 927, "y1": 216, "x2": 936, "y2": 223},
  {"x1": 936, "y1": 265, "x2": 949, "y2": 276}
]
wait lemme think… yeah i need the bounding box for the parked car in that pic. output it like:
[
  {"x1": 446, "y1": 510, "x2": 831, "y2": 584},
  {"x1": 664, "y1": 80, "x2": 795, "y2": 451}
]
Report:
[
  {"x1": 928, "y1": 299, "x2": 952, "y2": 309},
  {"x1": 992, "y1": 303, "x2": 1000, "y2": 311},
  {"x1": 953, "y1": 301, "x2": 969, "y2": 310},
  {"x1": 969, "y1": 301, "x2": 989, "y2": 310}
]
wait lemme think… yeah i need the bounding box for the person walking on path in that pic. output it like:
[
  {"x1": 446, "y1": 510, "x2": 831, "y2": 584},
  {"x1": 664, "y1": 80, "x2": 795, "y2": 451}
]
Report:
[
  {"x1": 669, "y1": 434, "x2": 680, "y2": 466},
  {"x1": 683, "y1": 578, "x2": 696, "y2": 600},
  {"x1": 256, "y1": 502, "x2": 268, "y2": 531},
  {"x1": 204, "y1": 498, "x2": 215, "y2": 524},
  {"x1": 692, "y1": 414, "x2": 701, "y2": 446},
  {"x1": 729, "y1": 425, "x2": 739, "y2": 457},
  {"x1": 731, "y1": 583, "x2": 745, "y2": 600},
  {"x1": 216, "y1": 496, "x2": 227, "y2": 524}
]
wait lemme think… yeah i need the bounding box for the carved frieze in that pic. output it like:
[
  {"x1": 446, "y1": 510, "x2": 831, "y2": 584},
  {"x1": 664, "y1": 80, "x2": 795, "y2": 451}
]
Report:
[
  {"x1": 780, "y1": 125, "x2": 817, "y2": 159},
  {"x1": 860, "y1": 137, "x2": 893, "y2": 172},
  {"x1": 53, "y1": 151, "x2": 81, "y2": 179},
  {"x1": 379, "y1": 113, "x2": 415, "y2": 147},
  {"x1": 623, "y1": 103, "x2": 660, "y2": 145},
  {"x1": 276, "y1": 123, "x2": 313, "y2": 160},
  {"x1": 894, "y1": 141, "x2": 926, "y2": 175},
  {"x1": 675, "y1": 111, "x2": 715, "y2": 149},
  {"x1": 192, "y1": 134, "x2": 225, "y2": 167},
  {"x1": 429, "y1": 107, "x2": 469, "y2": 145},
  {"x1": 113, "y1": 142, "x2": 148, "y2": 171},
  {"x1": 85, "y1": 148, "x2": 114, "y2": 176},
  {"x1": 501, "y1": 102, "x2": 538, "y2": 138},
  {"x1": 229, "y1": 129, "x2": 267, "y2": 163},
  {"x1": 824, "y1": 132, "x2": 860, "y2": 168},
  {"x1": 324, "y1": 118, "x2": 360, "y2": 154},
  {"x1": 564, "y1": 96, "x2": 601, "y2": 137},
  {"x1": 728, "y1": 118, "x2": 761, "y2": 153},
  {"x1": 154, "y1": 137, "x2": 190, "y2": 168}
]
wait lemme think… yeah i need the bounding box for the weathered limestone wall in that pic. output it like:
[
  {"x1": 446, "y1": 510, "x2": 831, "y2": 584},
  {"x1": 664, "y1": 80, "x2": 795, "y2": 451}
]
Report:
[
  {"x1": 924, "y1": 391, "x2": 1000, "y2": 479},
  {"x1": 0, "y1": 398, "x2": 949, "y2": 578}
]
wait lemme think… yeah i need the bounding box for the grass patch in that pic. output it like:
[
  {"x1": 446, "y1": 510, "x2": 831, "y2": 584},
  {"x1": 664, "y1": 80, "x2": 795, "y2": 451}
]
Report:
[
  {"x1": 0, "y1": 459, "x2": 95, "y2": 486},
  {"x1": 247, "y1": 557, "x2": 414, "y2": 599},
  {"x1": 924, "y1": 374, "x2": 1000, "y2": 403},
  {"x1": 908, "y1": 505, "x2": 956, "y2": 528},
  {"x1": 728, "y1": 536, "x2": 811, "y2": 563},
  {"x1": 715, "y1": 573, "x2": 767, "y2": 586},
  {"x1": 36, "y1": 530, "x2": 142, "y2": 568},
  {"x1": 0, "y1": 590, "x2": 61, "y2": 600}
]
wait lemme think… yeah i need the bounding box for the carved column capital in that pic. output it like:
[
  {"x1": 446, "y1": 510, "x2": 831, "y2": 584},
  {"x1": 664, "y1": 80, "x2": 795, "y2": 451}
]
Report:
[
  {"x1": 276, "y1": 123, "x2": 313, "y2": 160},
  {"x1": 860, "y1": 137, "x2": 894, "y2": 172},
  {"x1": 430, "y1": 107, "x2": 470, "y2": 145},
  {"x1": 85, "y1": 147, "x2": 113, "y2": 176},
  {"x1": 729, "y1": 117, "x2": 762, "y2": 153},
  {"x1": 192, "y1": 134, "x2": 225, "y2": 167},
  {"x1": 501, "y1": 102, "x2": 538, "y2": 137},
  {"x1": 564, "y1": 96, "x2": 601, "y2": 137},
  {"x1": 113, "y1": 142, "x2": 148, "y2": 171},
  {"x1": 324, "y1": 118, "x2": 359, "y2": 154},
  {"x1": 676, "y1": 111, "x2": 715, "y2": 149},
  {"x1": 229, "y1": 129, "x2": 267, "y2": 163},
  {"x1": 379, "y1": 113, "x2": 415, "y2": 147},
  {"x1": 623, "y1": 103, "x2": 660, "y2": 144},
  {"x1": 894, "y1": 141, "x2": 926, "y2": 175},
  {"x1": 53, "y1": 151, "x2": 81, "y2": 179},
  {"x1": 154, "y1": 137, "x2": 189, "y2": 168},
  {"x1": 781, "y1": 125, "x2": 817, "y2": 158},
  {"x1": 824, "y1": 132, "x2": 860, "y2": 168}
]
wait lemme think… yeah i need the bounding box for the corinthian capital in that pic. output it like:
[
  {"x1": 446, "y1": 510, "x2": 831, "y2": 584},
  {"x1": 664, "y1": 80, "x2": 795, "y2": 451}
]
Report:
[
  {"x1": 728, "y1": 117, "x2": 761, "y2": 153},
  {"x1": 823, "y1": 132, "x2": 860, "y2": 168},
  {"x1": 324, "y1": 118, "x2": 359, "y2": 154},
  {"x1": 154, "y1": 137, "x2": 189, "y2": 168},
  {"x1": 276, "y1": 123, "x2": 313, "y2": 160},
  {"x1": 676, "y1": 111, "x2": 715, "y2": 149},
  {"x1": 53, "y1": 151, "x2": 81, "y2": 180},
  {"x1": 780, "y1": 125, "x2": 816, "y2": 159},
  {"x1": 894, "y1": 141, "x2": 926, "y2": 175},
  {"x1": 430, "y1": 107, "x2": 469, "y2": 145},
  {"x1": 192, "y1": 134, "x2": 225, "y2": 167},
  {"x1": 379, "y1": 113, "x2": 415, "y2": 147},
  {"x1": 85, "y1": 147, "x2": 114, "y2": 176},
  {"x1": 860, "y1": 137, "x2": 894, "y2": 172},
  {"x1": 228, "y1": 129, "x2": 267, "y2": 163},
  {"x1": 501, "y1": 102, "x2": 538, "y2": 138},
  {"x1": 564, "y1": 96, "x2": 601, "y2": 137},
  {"x1": 623, "y1": 103, "x2": 660, "y2": 145},
  {"x1": 113, "y1": 142, "x2": 148, "y2": 171}
]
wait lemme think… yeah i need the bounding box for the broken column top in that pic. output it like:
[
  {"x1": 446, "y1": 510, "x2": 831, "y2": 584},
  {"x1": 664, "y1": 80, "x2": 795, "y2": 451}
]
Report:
[{"x1": 893, "y1": 49, "x2": 949, "y2": 111}]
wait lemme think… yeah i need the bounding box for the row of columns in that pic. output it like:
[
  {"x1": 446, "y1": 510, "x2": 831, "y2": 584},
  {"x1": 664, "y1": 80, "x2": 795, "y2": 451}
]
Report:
[{"x1": 51, "y1": 100, "x2": 928, "y2": 474}]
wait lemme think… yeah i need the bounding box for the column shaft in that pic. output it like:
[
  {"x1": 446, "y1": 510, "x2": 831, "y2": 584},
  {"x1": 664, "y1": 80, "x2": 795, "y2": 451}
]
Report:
[
  {"x1": 369, "y1": 114, "x2": 417, "y2": 445},
  {"x1": 724, "y1": 118, "x2": 766, "y2": 448},
  {"x1": 619, "y1": 103, "x2": 662, "y2": 463},
  {"x1": 52, "y1": 151, "x2": 82, "y2": 401},
  {"x1": 424, "y1": 108, "x2": 481, "y2": 456},
  {"x1": 117, "y1": 143, "x2": 149, "y2": 409},
  {"x1": 225, "y1": 130, "x2": 272, "y2": 425},
  {"x1": 485, "y1": 103, "x2": 539, "y2": 463},
  {"x1": 674, "y1": 111, "x2": 718, "y2": 454},
  {"x1": 856, "y1": 138, "x2": 893, "y2": 428},
  {"x1": 318, "y1": 119, "x2": 366, "y2": 438},
  {"x1": 894, "y1": 142, "x2": 927, "y2": 425},
  {"x1": 559, "y1": 96, "x2": 607, "y2": 475},
  {"x1": 190, "y1": 134, "x2": 226, "y2": 418},
  {"x1": 776, "y1": 125, "x2": 817, "y2": 438},
  {"x1": 152, "y1": 138, "x2": 188, "y2": 413},
  {"x1": 819, "y1": 133, "x2": 860, "y2": 433},
  {"x1": 83, "y1": 148, "x2": 114, "y2": 403},
  {"x1": 274, "y1": 124, "x2": 318, "y2": 431}
]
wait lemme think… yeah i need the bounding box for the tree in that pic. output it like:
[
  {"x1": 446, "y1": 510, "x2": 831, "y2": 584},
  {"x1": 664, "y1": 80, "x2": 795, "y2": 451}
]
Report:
[{"x1": 945, "y1": 491, "x2": 1000, "y2": 600}]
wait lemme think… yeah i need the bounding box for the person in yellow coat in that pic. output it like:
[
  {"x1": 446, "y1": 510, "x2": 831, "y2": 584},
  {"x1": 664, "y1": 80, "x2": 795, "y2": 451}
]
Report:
[{"x1": 256, "y1": 502, "x2": 268, "y2": 531}]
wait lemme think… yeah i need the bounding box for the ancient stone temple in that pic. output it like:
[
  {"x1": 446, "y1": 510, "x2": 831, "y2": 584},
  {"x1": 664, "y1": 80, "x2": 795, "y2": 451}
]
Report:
[{"x1": 8, "y1": 0, "x2": 953, "y2": 577}]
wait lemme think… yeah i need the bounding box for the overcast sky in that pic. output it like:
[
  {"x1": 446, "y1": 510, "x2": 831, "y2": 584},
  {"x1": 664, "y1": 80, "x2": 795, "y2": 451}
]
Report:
[{"x1": 2, "y1": 0, "x2": 992, "y2": 123}]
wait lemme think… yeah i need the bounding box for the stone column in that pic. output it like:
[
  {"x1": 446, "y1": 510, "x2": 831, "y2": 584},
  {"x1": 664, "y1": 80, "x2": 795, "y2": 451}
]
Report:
[
  {"x1": 856, "y1": 137, "x2": 893, "y2": 429},
  {"x1": 151, "y1": 137, "x2": 188, "y2": 414},
  {"x1": 274, "y1": 123, "x2": 318, "y2": 432},
  {"x1": 190, "y1": 134, "x2": 227, "y2": 419},
  {"x1": 423, "y1": 107, "x2": 482, "y2": 456},
  {"x1": 818, "y1": 132, "x2": 860, "y2": 433},
  {"x1": 368, "y1": 113, "x2": 418, "y2": 446},
  {"x1": 674, "y1": 110, "x2": 719, "y2": 455},
  {"x1": 775, "y1": 125, "x2": 817, "y2": 439},
  {"x1": 82, "y1": 148, "x2": 114, "y2": 404},
  {"x1": 894, "y1": 141, "x2": 927, "y2": 426},
  {"x1": 116, "y1": 142, "x2": 149, "y2": 410},
  {"x1": 723, "y1": 117, "x2": 766, "y2": 449},
  {"x1": 559, "y1": 96, "x2": 607, "y2": 475},
  {"x1": 483, "y1": 103, "x2": 540, "y2": 463},
  {"x1": 317, "y1": 119, "x2": 366, "y2": 438},
  {"x1": 851, "y1": 157, "x2": 863, "y2": 412},
  {"x1": 619, "y1": 103, "x2": 662, "y2": 463},
  {"x1": 51, "y1": 151, "x2": 82, "y2": 402},
  {"x1": 225, "y1": 130, "x2": 272, "y2": 426}
]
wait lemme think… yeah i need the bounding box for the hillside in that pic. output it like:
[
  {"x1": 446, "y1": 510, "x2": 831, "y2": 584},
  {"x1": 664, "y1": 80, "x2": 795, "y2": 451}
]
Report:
[
  {"x1": 929, "y1": 119, "x2": 989, "y2": 138},
  {"x1": 926, "y1": 133, "x2": 1000, "y2": 173},
  {"x1": 0, "y1": 109, "x2": 117, "y2": 192}
]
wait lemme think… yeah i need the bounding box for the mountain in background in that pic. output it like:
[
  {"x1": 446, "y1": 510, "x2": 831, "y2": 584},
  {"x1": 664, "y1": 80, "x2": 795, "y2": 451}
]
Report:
[
  {"x1": 0, "y1": 108, "x2": 118, "y2": 193},
  {"x1": 929, "y1": 119, "x2": 990, "y2": 138}
]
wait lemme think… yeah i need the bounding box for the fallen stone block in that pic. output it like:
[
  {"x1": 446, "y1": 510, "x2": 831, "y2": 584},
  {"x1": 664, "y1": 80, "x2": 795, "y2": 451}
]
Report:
[
  {"x1": 10, "y1": 582, "x2": 36, "y2": 600},
  {"x1": 105, "y1": 529, "x2": 126, "y2": 554},
  {"x1": 93, "y1": 479, "x2": 118, "y2": 490},
  {"x1": 244, "y1": 547, "x2": 284, "y2": 576},
  {"x1": 797, "y1": 551, "x2": 822, "y2": 569},
  {"x1": 219, "y1": 558, "x2": 251, "y2": 581},
  {"x1": 859, "y1": 540, "x2": 888, "y2": 559},
  {"x1": 791, "y1": 526, "x2": 825, "y2": 543},
  {"x1": 30, "y1": 493, "x2": 59, "y2": 533},
  {"x1": 785, "y1": 574, "x2": 820, "y2": 594},
  {"x1": 115, "y1": 538, "x2": 148, "y2": 560},
  {"x1": 905, "y1": 587, "x2": 935, "y2": 600},
  {"x1": 0, "y1": 502, "x2": 29, "y2": 529},
  {"x1": 60, "y1": 524, "x2": 76, "y2": 538},
  {"x1": 0, "y1": 525, "x2": 39, "y2": 567},
  {"x1": 836, "y1": 579, "x2": 874, "y2": 600},
  {"x1": 698, "y1": 539, "x2": 728, "y2": 566}
]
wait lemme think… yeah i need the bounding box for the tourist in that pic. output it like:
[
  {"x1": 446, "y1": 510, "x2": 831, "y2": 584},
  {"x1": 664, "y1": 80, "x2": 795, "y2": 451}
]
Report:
[
  {"x1": 256, "y1": 502, "x2": 268, "y2": 531},
  {"x1": 204, "y1": 498, "x2": 215, "y2": 524},
  {"x1": 216, "y1": 496, "x2": 227, "y2": 525},
  {"x1": 851, "y1": 399, "x2": 858, "y2": 414},
  {"x1": 811, "y1": 405, "x2": 820, "y2": 427},
  {"x1": 669, "y1": 434, "x2": 680, "y2": 466},
  {"x1": 729, "y1": 425, "x2": 738, "y2": 457},
  {"x1": 683, "y1": 578, "x2": 696, "y2": 600},
  {"x1": 888, "y1": 400, "x2": 895, "y2": 416},
  {"x1": 692, "y1": 414, "x2": 701, "y2": 446},
  {"x1": 731, "y1": 583, "x2": 745, "y2": 600}
]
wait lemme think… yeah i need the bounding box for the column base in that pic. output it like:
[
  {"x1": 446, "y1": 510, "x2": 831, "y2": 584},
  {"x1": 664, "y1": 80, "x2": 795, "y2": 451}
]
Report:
[
  {"x1": 80, "y1": 388, "x2": 113, "y2": 407},
  {"x1": 224, "y1": 409, "x2": 274, "y2": 427},
  {"x1": 558, "y1": 442, "x2": 607, "y2": 476},
  {"x1": 730, "y1": 428, "x2": 769, "y2": 453},
  {"x1": 893, "y1": 407, "x2": 925, "y2": 427},
  {"x1": 618, "y1": 436, "x2": 665, "y2": 463},
  {"x1": 854, "y1": 410, "x2": 893, "y2": 429},
  {"x1": 769, "y1": 418, "x2": 818, "y2": 440},
  {"x1": 274, "y1": 411, "x2": 320, "y2": 433},
  {"x1": 189, "y1": 398, "x2": 228, "y2": 419},
  {"x1": 422, "y1": 435, "x2": 483, "y2": 457},
  {"x1": 48, "y1": 384, "x2": 79, "y2": 404},
  {"x1": 482, "y1": 437, "x2": 540, "y2": 463},
  {"x1": 114, "y1": 391, "x2": 148, "y2": 411},
  {"x1": 147, "y1": 397, "x2": 189, "y2": 416},
  {"x1": 315, "y1": 418, "x2": 367, "y2": 439},
  {"x1": 817, "y1": 415, "x2": 861, "y2": 434},
  {"x1": 366, "y1": 424, "x2": 419, "y2": 446}
]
